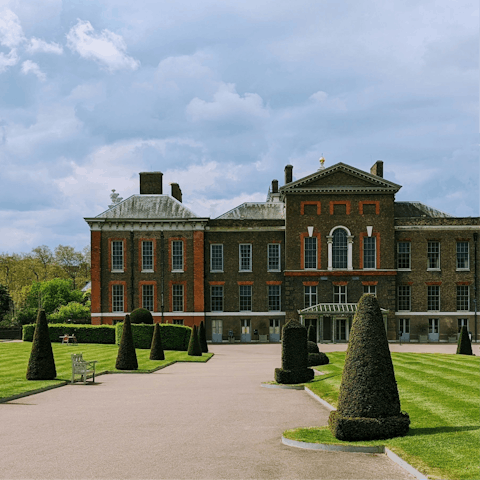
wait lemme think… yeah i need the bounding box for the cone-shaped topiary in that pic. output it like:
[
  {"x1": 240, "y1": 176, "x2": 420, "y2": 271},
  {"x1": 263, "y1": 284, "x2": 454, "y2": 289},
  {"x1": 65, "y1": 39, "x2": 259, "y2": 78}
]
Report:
[
  {"x1": 26, "y1": 309, "x2": 57, "y2": 380},
  {"x1": 199, "y1": 320, "x2": 208, "y2": 353},
  {"x1": 187, "y1": 324, "x2": 202, "y2": 356},
  {"x1": 130, "y1": 307, "x2": 154, "y2": 324},
  {"x1": 456, "y1": 325, "x2": 473, "y2": 355},
  {"x1": 150, "y1": 322, "x2": 165, "y2": 360},
  {"x1": 307, "y1": 340, "x2": 319, "y2": 353},
  {"x1": 307, "y1": 324, "x2": 316, "y2": 343},
  {"x1": 275, "y1": 320, "x2": 314, "y2": 384},
  {"x1": 115, "y1": 314, "x2": 138, "y2": 370},
  {"x1": 329, "y1": 295, "x2": 410, "y2": 441}
]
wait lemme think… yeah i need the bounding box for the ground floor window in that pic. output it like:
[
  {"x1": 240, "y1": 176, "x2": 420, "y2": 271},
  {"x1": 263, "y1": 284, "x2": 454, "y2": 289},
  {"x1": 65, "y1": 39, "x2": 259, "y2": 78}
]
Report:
[
  {"x1": 212, "y1": 319, "x2": 223, "y2": 335},
  {"x1": 172, "y1": 319, "x2": 184, "y2": 325},
  {"x1": 399, "y1": 318, "x2": 410, "y2": 334},
  {"x1": 428, "y1": 318, "x2": 439, "y2": 334},
  {"x1": 142, "y1": 284, "x2": 154, "y2": 311},
  {"x1": 172, "y1": 284, "x2": 184, "y2": 312},
  {"x1": 112, "y1": 284, "x2": 124, "y2": 312},
  {"x1": 458, "y1": 318, "x2": 468, "y2": 333},
  {"x1": 269, "y1": 319, "x2": 280, "y2": 335}
]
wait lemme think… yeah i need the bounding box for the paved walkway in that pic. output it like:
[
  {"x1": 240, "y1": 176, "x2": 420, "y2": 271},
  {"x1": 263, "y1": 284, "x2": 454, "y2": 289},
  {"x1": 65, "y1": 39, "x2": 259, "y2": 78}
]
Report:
[{"x1": 0, "y1": 344, "x2": 449, "y2": 480}]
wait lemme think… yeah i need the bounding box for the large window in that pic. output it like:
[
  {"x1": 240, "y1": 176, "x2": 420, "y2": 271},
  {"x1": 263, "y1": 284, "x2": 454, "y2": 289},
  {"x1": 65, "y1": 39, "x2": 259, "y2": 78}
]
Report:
[
  {"x1": 397, "y1": 242, "x2": 411, "y2": 270},
  {"x1": 268, "y1": 244, "x2": 281, "y2": 272},
  {"x1": 112, "y1": 284, "x2": 124, "y2": 312},
  {"x1": 172, "y1": 284, "x2": 184, "y2": 312},
  {"x1": 457, "y1": 286, "x2": 469, "y2": 311},
  {"x1": 304, "y1": 237, "x2": 317, "y2": 269},
  {"x1": 427, "y1": 241, "x2": 440, "y2": 270},
  {"x1": 172, "y1": 240, "x2": 184, "y2": 271},
  {"x1": 304, "y1": 286, "x2": 317, "y2": 308},
  {"x1": 397, "y1": 286, "x2": 411, "y2": 311},
  {"x1": 211, "y1": 285, "x2": 223, "y2": 312},
  {"x1": 363, "y1": 237, "x2": 376, "y2": 269},
  {"x1": 427, "y1": 285, "x2": 440, "y2": 311},
  {"x1": 456, "y1": 242, "x2": 469, "y2": 270},
  {"x1": 333, "y1": 285, "x2": 347, "y2": 304},
  {"x1": 239, "y1": 285, "x2": 252, "y2": 311},
  {"x1": 363, "y1": 284, "x2": 376, "y2": 296},
  {"x1": 268, "y1": 285, "x2": 281, "y2": 311},
  {"x1": 239, "y1": 244, "x2": 252, "y2": 272},
  {"x1": 142, "y1": 241, "x2": 153, "y2": 271},
  {"x1": 142, "y1": 284, "x2": 154, "y2": 311},
  {"x1": 210, "y1": 244, "x2": 223, "y2": 272},
  {"x1": 332, "y1": 229, "x2": 347, "y2": 269},
  {"x1": 112, "y1": 241, "x2": 124, "y2": 272}
]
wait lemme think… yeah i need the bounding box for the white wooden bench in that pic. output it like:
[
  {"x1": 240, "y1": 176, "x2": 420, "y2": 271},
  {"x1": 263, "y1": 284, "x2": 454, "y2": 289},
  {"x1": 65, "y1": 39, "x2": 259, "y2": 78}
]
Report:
[{"x1": 71, "y1": 353, "x2": 97, "y2": 384}]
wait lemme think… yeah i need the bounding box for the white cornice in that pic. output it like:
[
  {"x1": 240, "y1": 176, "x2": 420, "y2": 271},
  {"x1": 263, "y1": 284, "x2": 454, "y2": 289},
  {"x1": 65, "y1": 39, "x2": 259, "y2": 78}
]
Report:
[
  {"x1": 394, "y1": 312, "x2": 475, "y2": 316},
  {"x1": 395, "y1": 225, "x2": 479, "y2": 231},
  {"x1": 85, "y1": 218, "x2": 208, "y2": 232}
]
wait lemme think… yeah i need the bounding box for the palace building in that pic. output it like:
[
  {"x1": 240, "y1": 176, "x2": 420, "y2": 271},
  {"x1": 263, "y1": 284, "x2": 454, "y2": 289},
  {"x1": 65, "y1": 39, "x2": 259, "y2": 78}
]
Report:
[{"x1": 84, "y1": 160, "x2": 479, "y2": 343}]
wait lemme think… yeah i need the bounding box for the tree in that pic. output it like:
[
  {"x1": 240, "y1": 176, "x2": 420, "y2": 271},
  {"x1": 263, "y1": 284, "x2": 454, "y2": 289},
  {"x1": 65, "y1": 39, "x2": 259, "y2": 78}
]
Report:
[
  {"x1": 150, "y1": 323, "x2": 165, "y2": 360},
  {"x1": 48, "y1": 302, "x2": 91, "y2": 324},
  {"x1": 187, "y1": 325, "x2": 202, "y2": 356},
  {"x1": 31, "y1": 246, "x2": 54, "y2": 281},
  {"x1": 457, "y1": 326, "x2": 473, "y2": 355},
  {"x1": 0, "y1": 284, "x2": 13, "y2": 321},
  {"x1": 54, "y1": 245, "x2": 85, "y2": 289},
  {"x1": 115, "y1": 314, "x2": 138, "y2": 370},
  {"x1": 26, "y1": 309, "x2": 57, "y2": 380},
  {"x1": 199, "y1": 320, "x2": 208, "y2": 353},
  {"x1": 329, "y1": 295, "x2": 410, "y2": 441}
]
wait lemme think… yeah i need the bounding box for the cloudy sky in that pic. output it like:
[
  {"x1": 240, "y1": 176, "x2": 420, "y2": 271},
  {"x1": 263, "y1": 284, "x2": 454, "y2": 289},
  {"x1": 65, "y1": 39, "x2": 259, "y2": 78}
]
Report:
[{"x1": 0, "y1": 0, "x2": 478, "y2": 253}]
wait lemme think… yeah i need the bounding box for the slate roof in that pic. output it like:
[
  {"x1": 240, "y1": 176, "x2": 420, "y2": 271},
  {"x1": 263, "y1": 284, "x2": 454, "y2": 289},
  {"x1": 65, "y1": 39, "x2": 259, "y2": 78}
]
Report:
[
  {"x1": 216, "y1": 202, "x2": 285, "y2": 220},
  {"x1": 394, "y1": 202, "x2": 452, "y2": 218}
]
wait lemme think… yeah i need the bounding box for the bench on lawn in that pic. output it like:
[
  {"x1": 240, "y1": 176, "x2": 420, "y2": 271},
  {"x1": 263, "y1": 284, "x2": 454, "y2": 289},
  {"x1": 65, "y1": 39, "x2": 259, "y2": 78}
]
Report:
[
  {"x1": 61, "y1": 334, "x2": 78, "y2": 345},
  {"x1": 71, "y1": 353, "x2": 97, "y2": 384}
]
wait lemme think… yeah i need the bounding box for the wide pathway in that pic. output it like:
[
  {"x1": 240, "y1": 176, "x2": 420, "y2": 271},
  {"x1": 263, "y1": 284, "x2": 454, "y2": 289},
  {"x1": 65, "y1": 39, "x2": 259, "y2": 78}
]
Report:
[{"x1": 0, "y1": 344, "x2": 419, "y2": 479}]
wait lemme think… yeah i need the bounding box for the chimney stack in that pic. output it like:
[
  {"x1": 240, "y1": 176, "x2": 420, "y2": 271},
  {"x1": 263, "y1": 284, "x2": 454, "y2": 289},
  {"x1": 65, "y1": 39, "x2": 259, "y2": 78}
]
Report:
[
  {"x1": 284, "y1": 165, "x2": 293, "y2": 184},
  {"x1": 171, "y1": 183, "x2": 182, "y2": 203},
  {"x1": 140, "y1": 172, "x2": 163, "y2": 194},
  {"x1": 370, "y1": 161, "x2": 384, "y2": 178},
  {"x1": 271, "y1": 179, "x2": 279, "y2": 194}
]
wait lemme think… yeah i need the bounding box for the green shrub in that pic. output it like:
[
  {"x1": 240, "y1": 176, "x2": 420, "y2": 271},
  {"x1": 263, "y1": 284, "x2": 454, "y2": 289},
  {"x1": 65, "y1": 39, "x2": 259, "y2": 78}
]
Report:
[
  {"x1": 329, "y1": 295, "x2": 410, "y2": 441},
  {"x1": 47, "y1": 302, "x2": 91, "y2": 324},
  {"x1": 115, "y1": 323, "x2": 191, "y2": 350},
  {"x1": 307, "y1": 340, "x2": 319, "y2": 353},
  {"x1": 26, "y1": 310, "x2": 57, "y2": 380},
  {"x1": 23, "y1": 324, "x2": 115, "y2": 344},
  {"x1": 115, "y1": 314, "x2": 138, "y2": 370},
  {"x1": 150, "y1": 323, "x2": 165, "y2": 361},
  {"x1": 457, "y1": 326, "x2": 473, "y2": 355},
  {"x1": 187, "y1": 325, "x2": 202, "y2": 356},
  {"x1": 307, "y1": 325, "x2": 316, "y2": 342},
  {"x1": 130, "y1": 308, "x2": 154, "y2": 324},
  {"x1": 199, "y1": 321, "x2": 208, "y2": 353},
  {"x1": 308, "y1": 352, "x2": 329, "y2": 367},
  {"x1": 274, "y1": 320, "x2": 314, "y2": 384}
]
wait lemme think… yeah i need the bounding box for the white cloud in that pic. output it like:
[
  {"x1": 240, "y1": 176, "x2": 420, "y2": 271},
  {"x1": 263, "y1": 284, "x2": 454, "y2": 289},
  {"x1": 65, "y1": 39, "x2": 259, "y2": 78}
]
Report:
[
  {"x1": 0, "y1": 9, "x2": 25, "y2": 48},
  {"x1": 26, "y1": 37, "x2": 63, "y2": 55},
  {"x1": 186, "y1": 83, "x2": 269, "y2": 122},
  {"x1": 0, "y1": 47, "x2": 17, "y2": 72},
  {"x1": 20, "y1": 59, "x2": 46, "y2": 81},
  {"x1": 310, "y1": 91, "x2": 328, "y2": 102},
  {"x1": 66, "y1": 19, "x2": 139, "y2": 72}
]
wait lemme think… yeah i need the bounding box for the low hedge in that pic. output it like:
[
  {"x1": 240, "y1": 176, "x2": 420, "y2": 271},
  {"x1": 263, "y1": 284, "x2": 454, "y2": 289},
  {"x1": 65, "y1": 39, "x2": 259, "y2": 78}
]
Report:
[
  {"x1": 23, "y1": 324, "x2": 116, "y2": 344},
  {"x1": 115, "y1": 323, "x2": 192, "y2": 350}
]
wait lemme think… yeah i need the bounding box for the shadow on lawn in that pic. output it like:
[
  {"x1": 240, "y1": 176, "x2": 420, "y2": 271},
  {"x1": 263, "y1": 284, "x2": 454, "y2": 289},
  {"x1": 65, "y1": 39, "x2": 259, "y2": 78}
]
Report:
[{"x1": 408, "y1": 425, "x2": 479, "y2": 436}]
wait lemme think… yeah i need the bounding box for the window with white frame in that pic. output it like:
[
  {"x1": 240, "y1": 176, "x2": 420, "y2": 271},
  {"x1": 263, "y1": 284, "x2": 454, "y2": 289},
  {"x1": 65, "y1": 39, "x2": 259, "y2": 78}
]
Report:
[
  {"x1": 142, "y1": 284, "x2": 154, "y2": 311},
  {"x1": 172, "y1": 240, "x2": 184, "y2": 271},
  {"x1": 456, "y1": 286, "x2": 469, "y2": 311},
  {"x1": 210, "y1": 244, "x2": 223, "y2": 272},
  {"x1": 211, "y1": 285, "x2": 223, "y2": 312},
  {"x1": 112, "y1": 284, "x2": 124, "y2": 312},
  {"x1": 456, "y1": 242, "x2": 469, "y2": 270},
  {"x1": 397, "y1": 285, "x2": 411, "y2": 311},
  {"x1": 142, "y1": 241, "x2": 153, "y2": 271},
  {"x1": 363, "y1": 284, "x2": 377, "y2": 296},
  {"x1": 304, "y1": 285, "x2": 317, "y2": 308},
  {"x1": 333, "y1": 285, "x2": 347, "y2": 304},
  {"x1": 363, "y1": 236, "x2": 376, "y2": 269},
  {"x1": 428, "y1": 318, "x2": 439, "y2": 334},
  {"x1": 427, "y1": 241, "x2": 440, "y2": 270},
  {"x1": 172, "y1": 284, "x2": 184, "y2": 312},
  {"x1": 268, "y1": 244, "x2": 281, "y2": 272},
  {"x1": 268, "y1": 285, "x2": 281, "y2": 311},
  {"x1": 212, "y1": 319, "x2": 223, "y2": 335},
  {"x1": 239, "y1": 244, "x2": 252, "y2": 271},
  {"x1": 304, "y1": 237, "x2": 317, "y2": 269},
  {"x1": 458, "y1": 318, "x2": 468, "y2": 333},
  {"x1": 397, "y1": 242, "x2": 411, "y2": 270},
  {"x1": 399, "y1": 318, "x2": 410, "y2": 334},
  {"x1": 332, "y1": 229, "x2": 347, "y2": 269},
  {"x1": 112, "y1": 241, "x2": 124, "y2": 271},
  {"x1": 427, "y1": 285, "x2": 440, "y2": 311},
  {"x1": 239, "y1": 285, "x2": 252, "y2": 311},
  {"x1": 173, "y1": 319, "x2": 184, "y2": 325}
]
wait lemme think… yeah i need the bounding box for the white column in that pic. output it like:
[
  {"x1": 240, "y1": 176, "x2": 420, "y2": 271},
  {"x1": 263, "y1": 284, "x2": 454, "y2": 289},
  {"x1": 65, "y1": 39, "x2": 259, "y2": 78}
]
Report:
[
  {"x1": 327, "y1": 235, "x2": 333, "y2": 270},
  {"x1": 347, "y1": 235, "x2": 354, "y2": 270}
]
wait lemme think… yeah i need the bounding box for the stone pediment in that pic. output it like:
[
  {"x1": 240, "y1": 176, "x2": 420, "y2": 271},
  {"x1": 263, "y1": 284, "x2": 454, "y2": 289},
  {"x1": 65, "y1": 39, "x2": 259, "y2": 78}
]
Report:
[{"x1": 280, "y1": 163, "x2": 401, "y2": 195}]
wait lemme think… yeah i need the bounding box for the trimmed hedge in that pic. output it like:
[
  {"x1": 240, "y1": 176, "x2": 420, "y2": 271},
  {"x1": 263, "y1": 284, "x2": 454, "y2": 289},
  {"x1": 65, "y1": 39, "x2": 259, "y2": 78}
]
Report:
[
  {"x1": 187, "y1": 325, "x2": 202, "y2": 356},
  {"x1": 115, "y1": 323, "x2": 191, "y2": 351},
  {"x1": 308, "y1": 352, "x2": 329, "y2": 367},
  {"x1": 307, "y1": 340, "x2": 319, "y2": 353},
  {"x1": 457, "y1": 325, "x2": 473, "y2": 355},
  {"x1": 23, "y1": 323, "x2": 115, "y2": 344},
  {"x1": 26, "y1": 310, "x2": 56, "y2": 380}
]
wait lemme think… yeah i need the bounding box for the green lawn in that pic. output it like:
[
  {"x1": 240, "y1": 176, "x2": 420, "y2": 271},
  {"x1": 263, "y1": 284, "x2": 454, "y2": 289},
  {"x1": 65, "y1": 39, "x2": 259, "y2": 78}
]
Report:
[
  {"x1": 0, "y1": 342, "x2": 213, "y2": 401},
  {"x1": 284, "y1": 352, "x2": 480, "y2": 480}
]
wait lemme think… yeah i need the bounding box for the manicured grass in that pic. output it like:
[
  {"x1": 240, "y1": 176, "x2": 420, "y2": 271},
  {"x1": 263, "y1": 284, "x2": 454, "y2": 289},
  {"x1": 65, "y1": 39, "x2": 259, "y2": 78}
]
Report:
[
  {"x1": 0, "y1": 342, "x2": 213, "y2": 401},
  {"x1": 284, "y1": 352, "x2": 480, "y2": 480}
]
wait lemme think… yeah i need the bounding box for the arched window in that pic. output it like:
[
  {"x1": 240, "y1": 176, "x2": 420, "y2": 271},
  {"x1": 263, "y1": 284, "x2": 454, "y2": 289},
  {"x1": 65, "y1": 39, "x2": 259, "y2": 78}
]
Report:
[{"x1": 332, "y1": 228, "x2": 347, "y2": 269}]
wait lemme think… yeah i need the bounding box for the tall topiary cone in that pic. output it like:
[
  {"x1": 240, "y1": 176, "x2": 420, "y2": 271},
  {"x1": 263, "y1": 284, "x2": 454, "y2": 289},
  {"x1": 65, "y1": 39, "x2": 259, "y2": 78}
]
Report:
[
  {"x1": 26, "y1": 309, "x2": 56, "y2": 380},
  {"x1": 457, "y1": 325, "x2": 473, "y2": 355},
  {"x1": 274, "y1": 320, "x2": 314, "y2": 384},
  {"x1": 116, "y1": 314, "x2": 138, "y2": 370},
  {"x1": 150, "y1": 322, "x2": 165, "y2": 360},
  {"x1": 187, "y1": 325, "x2": 202, "y2": 356},
  {"x1": 307, "y1": 324, "x2": 316, "y2": 342},
  {"x1": 329, "y1": 295, "x2": 410, "y2": 441},
  {"x1": 199, "y1": 320, "x2": 208, "y2": 353}
]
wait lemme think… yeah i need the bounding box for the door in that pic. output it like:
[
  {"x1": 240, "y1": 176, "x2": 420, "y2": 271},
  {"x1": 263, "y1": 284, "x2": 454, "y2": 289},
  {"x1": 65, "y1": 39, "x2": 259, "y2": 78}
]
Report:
[
  {"x1": 399, "y1": 318, "x2": 410, "y2": 342},
  {"x1": 241, "y1": 319, "x2": 251, "y2": 342},
  {"x1": 323, "y1": 316, "x2": 332, "y2": 342},
  {"x1": 212, "y1": 319, "x2": 223, "y2": 343},
  {"x1": 428, "y1": 318, "x2": 439, "y2": 342},
  {"x1": 335, "y1": 318, "x2": 347, "y2": 342},
  {"x1": 269, "y1": 319, "x2": 280, "y2": 342}
]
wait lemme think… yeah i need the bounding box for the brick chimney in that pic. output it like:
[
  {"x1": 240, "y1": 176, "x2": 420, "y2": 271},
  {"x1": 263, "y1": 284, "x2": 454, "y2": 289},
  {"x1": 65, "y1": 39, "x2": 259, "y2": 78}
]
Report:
[
  {"x1": 140, "y1": 172, "x2": 163, "y2": 194},
  {"x1": 284, "y1": 165, "x2": 293, "y2": 184},
  {"x1": 171, "y1": 183, "x2": 182, "y2": 203},
  {"x1": 271, "y1": 179, "x2": 279, "y2": 193},
  {"x1": 370, "y1": 161, "x2": 383, "y2": 178}
]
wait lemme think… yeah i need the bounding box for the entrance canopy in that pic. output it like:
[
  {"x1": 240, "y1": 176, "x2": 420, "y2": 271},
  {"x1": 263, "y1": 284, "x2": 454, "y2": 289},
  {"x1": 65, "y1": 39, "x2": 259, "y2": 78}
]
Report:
[{"x1": 298, "y1": 303, "x2": 388, "y2": 315}]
